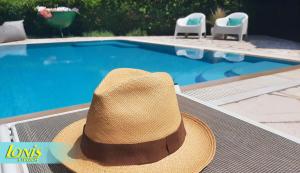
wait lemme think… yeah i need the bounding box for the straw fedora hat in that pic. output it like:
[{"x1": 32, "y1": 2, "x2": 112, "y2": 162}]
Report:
[{"x1": 52, "y1": 68, "x2": 216, "y2": 173}]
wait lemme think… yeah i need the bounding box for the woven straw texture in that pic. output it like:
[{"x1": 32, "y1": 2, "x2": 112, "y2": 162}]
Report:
[
  {"x1": 15, "y1": 95, "x2": 300, "y2": 173},
  {"x1": 85, "y1": 68, "x2": 182, "y2": 144}
]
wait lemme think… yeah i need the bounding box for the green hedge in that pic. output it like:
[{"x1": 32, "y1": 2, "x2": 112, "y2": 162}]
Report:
[
  {"x1": 0, "y1": 0, "x2": 242, "y2": 37},
  {"x1": 1, "y1": 0, "x2": 299, "y2": 42}
]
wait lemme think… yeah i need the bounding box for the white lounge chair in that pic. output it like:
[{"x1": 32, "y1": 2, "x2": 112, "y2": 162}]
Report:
[
  {"x1": 0, "y1": 20, "x2": 27, "y2": 43},
  {"x1": 174, "y1": 13, "x2": 206, "y2": 39},
  {"x1": 211, "y1": 12, "x2": 248, "y2": 41}
]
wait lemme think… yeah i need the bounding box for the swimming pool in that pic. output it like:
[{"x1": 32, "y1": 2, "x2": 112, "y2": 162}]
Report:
[{"x1": 0, "y1": 40, "x2": 298, "y2": 118}]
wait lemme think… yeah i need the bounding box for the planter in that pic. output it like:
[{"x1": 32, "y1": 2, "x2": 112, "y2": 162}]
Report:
[{"x1": 44, "y1": 11, "x2": 77, "y2": 37}]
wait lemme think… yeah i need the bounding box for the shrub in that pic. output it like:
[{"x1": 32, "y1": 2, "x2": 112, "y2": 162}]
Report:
[
  {"x1": 126, "y1": 28, "x2": 147, "y2": 36},
  {"x1": 83, "y1": 31, "x2": 114, "y2": 37},
  {"x1": 207, "y1": 7, "x2": 226, "y2": 26},
  {"x1": 0, "y1": 0, "x2": 243, "y2": 37}
]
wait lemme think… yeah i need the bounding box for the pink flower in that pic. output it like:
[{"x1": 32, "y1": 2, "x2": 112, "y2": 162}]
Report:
[{"x1": 39, "y1": 9, "x2": 52, "y2": 19}]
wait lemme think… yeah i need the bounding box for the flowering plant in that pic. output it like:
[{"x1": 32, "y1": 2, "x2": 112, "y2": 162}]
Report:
[{"x1": 36, "y1": 6, "x2": 79, "y2": 19}]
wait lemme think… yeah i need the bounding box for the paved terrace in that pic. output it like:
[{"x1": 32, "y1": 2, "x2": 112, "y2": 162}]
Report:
[{"x1": 1, "y1": 35, "x2": 300, "y2": 140}]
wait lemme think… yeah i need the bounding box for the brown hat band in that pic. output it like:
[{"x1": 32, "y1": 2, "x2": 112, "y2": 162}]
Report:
[{"x1": 80, "y1": 120, "x2": 186, "y2": 166}]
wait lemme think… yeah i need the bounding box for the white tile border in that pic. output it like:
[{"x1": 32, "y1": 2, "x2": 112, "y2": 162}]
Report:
[
  {"x1": 0, "y1": 37, "x2": 299, "y2": 62},
  {"x1": 127, "y1": 37, "x2": 300, "y2": 62},
  {"x1": 209, "y1": 80, "x2": 300, "y2": 105},
  {"x1": 7, "y1": 108, "x2": 89, "y2": 126}
]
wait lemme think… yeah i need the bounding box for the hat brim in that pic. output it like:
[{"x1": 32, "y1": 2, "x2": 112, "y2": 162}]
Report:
[{"x1": 51, "y1": 113, "x2": 216, "y2": 173}]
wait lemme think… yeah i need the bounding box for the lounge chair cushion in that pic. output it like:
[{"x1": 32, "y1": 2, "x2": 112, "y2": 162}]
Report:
[
  {"x1": 186, "y1": 18, "x2": 201, "y2": 25},
  {"x1": 227, "y1": 17, "x2": 244, "y2": 26},
  {"x1": 0, "y1": 20, "x2": 27, "y2": 43}
]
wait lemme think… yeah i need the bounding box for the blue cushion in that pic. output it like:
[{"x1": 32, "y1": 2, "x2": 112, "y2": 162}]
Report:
[
  {"x1": 186, "y1": 18, "x2": 201, "y2": 25},
  {"x1": 227, "y1": 17, "x2": 244, "y2": 26}
]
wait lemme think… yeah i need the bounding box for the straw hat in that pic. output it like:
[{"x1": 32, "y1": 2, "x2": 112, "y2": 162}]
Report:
[{"x1": 52, "y1": 68, "x2": 216, "y2": 173}]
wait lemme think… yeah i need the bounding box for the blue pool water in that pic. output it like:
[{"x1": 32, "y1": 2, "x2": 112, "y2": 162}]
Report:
[{"x1": 0, "y1": 40, "x2": 298, "y2": 118}]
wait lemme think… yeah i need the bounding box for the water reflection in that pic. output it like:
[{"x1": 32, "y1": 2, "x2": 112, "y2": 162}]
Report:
[
  {"x1": 213, "y1": 51, "x2": 244, "y2": 62},
  {"x1": 71, "y1": 42, "x2": 140, "y2": 48},
  {"x1": 43, "y1": 56, "x2": 81, "y2": 65},
  {"x1": 0, "y1": 45, "x2": 27, "y2": 58},
  {"x1": 175, "y1": 47, "x2": 204, "y2": 60}
]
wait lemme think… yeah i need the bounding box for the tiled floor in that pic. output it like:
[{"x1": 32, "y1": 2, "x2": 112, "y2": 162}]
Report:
[
  {"x1": 221, "y1": 88, "x2": 300, "y2": 138},
  {"x1": 184, "y1": 69, "x2": 300, "y2": 139}
]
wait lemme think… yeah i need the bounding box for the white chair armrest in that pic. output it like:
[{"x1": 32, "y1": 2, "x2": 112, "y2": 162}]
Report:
[
  {"x1": 177, "y1": 18, "x2": 187, "y2": 26},
  {"x1": 241, "y1": 17, "x2": 248, "y2": 26},
  {"x1": 215, "y1": 18, "x2": 228, "y2": 27}
]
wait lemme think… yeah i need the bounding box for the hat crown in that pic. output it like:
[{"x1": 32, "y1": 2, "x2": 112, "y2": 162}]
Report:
[{"x1": 84, "y1": 68, "x2": 182, "y2": 144}]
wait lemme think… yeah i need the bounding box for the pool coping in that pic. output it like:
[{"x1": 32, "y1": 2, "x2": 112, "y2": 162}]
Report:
[
  {"x1": 0, "y1": 104, "x2": 90, "y2": 125},
  {"x1": 125, "y1": 38, "x2": 300, "y2": 63},
  {"x1": 181, "y1": 64, "x2": 300, "y2": 91},
  {"x1": 1, "y1": 37, "x2": 300, "y2": 63}
]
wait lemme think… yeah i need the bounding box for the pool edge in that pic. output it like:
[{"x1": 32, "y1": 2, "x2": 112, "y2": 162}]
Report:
[
  {"x1": 1, "y1": 37, "x2": 299, "y2": 63},
  {"x1": 181, "y1": 64, "x2": 300, "y2": 91},
  {"x1": 0, "y1": 103, "x2": 90, "y2": 125}
]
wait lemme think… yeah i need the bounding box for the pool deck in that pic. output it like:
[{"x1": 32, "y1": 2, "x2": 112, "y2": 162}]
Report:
[{"x1": 1, "y1": 35, "x2": 300, "y2": 141}]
